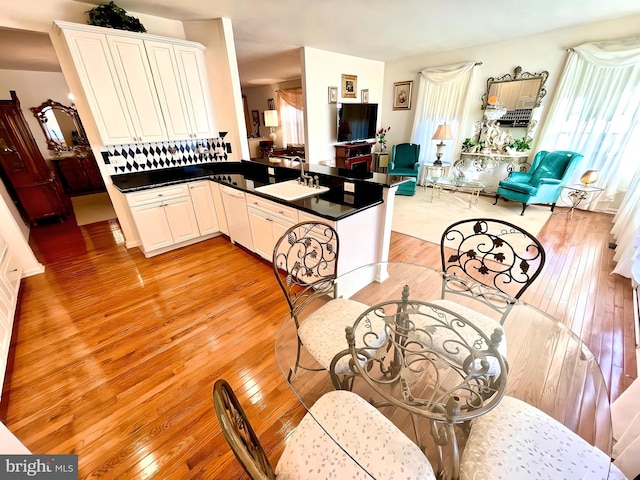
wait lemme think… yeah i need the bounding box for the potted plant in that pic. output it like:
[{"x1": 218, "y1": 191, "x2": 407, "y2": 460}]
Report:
[
  {"x1": 461, "y1": 138, "x2": 476, "y2": 153},
  {"x1": 86, "y1": 1, "x2": 147, "y2": 33},
  {"x1": 506, "y1": 136, "x2": 532, "y2": 153}
]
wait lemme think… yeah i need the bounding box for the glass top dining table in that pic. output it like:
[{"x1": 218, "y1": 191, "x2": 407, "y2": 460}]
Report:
[{"x1": 274, "y1": 261, "x2": 613, "y2": 478}]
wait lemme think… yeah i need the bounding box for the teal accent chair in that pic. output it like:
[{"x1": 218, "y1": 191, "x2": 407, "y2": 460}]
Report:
[
  {"x1": 494, "y1": 150, "x2": 583, "y2": 215},
  {"x1": 388, "y1": 143, "x2": 421, "y2": 195}
]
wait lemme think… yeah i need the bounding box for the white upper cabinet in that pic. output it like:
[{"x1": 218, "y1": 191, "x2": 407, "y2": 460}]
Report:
[
  {"x1": 54, "y1": 22, "x2": 215, "y2": 145},
  {"x1": 144, "y1": 41, "x2": 192, "y2": 140},
  {"x1": 106, "y1": 36, "x2": 168, "y2": 143},
  {"x1": 145, "y1": 41, "x2": 215, "y2": 140},
  {"x1": 173, "y1": 45, "x2": 216, "y2": 139},
  {"x1": 59, "y1": 28, "x2": 139, "y2": 145}
]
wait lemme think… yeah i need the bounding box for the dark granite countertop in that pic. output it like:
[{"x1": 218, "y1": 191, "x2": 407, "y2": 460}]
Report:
[{"x1": 111, "y1": 159, "x2": 403, "y2": 221}]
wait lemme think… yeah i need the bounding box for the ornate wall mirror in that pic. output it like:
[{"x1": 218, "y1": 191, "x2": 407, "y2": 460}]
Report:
[
  {"x1": 480, "y1": 66, "x2": 549, "y2": 128},
  {"x1": 30, "y1": 99, "x2": 89, "y2": 152}
]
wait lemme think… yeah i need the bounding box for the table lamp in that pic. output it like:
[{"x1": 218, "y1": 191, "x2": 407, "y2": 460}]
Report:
[
  {"x1": 580, "y1": 169, "x2": 599, "y2": 187},
  {"x1": 264, "y1": 110, "x2": 279, "y2": 144},
  {"x1": 432, "y1": 123, "x2": 454, "y2": 166}
]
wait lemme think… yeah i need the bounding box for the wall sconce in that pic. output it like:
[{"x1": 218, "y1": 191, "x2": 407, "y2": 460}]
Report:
[
  {"x1": 264, "y1": 110, "x2": 279, "y2": 144},
  {"x1": 580, "y1": 169, "x2": 600, "y2": 187},
  {"x1": 432, "y1": 123, "x2": 454, "y2": 166}
]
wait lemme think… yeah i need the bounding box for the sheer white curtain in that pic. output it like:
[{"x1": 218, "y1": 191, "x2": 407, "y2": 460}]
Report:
[
  {"x1": 612, "y1": 168, "x2": 640, "y2": 278},
  {"x1": 536, "y1": 38, "x2": 640, "y2": 212},
  {"x1": 278, "y1": 88, "x2": 305, "y2": 146},
  {"x1": 411, "y1": 62, "x2": 477, "y2": 184}
]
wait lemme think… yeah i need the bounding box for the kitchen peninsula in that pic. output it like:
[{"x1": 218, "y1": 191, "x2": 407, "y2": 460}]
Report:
[{"x1": 111, "y1": 159, "x2": 405, "y2": 290}]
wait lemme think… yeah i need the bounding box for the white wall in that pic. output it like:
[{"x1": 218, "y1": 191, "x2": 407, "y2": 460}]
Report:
[
  {"x1": 302, "y1": 47, "x2": 385, "y2": 164},
  {"x1": 382, "y1": 14, "x2": 640, "y2": 160},
  {"x1": 0, "y1": 69, "x2": 72, "y2": 160},
  {"x1": 184, "y1": 18, "x2": 247, "y2": 161}
]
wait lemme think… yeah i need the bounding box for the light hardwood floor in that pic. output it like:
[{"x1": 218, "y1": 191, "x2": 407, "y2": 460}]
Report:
[{"x1": 1, "y1": 206, "x2": 635, "y2": 479}]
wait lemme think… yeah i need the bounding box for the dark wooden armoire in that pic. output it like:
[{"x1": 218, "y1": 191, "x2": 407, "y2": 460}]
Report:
[{"x1": 0, "y1": 91, "x2": 70, "y2": 226}]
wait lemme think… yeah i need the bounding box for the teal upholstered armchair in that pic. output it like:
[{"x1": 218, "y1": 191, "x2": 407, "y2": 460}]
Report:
[
  {"x1": 388, "y1": 143, "x2": 421, "y2": 195},
  {"x1": 494, "y1": 150, "x2": 583, "y2": 215}
]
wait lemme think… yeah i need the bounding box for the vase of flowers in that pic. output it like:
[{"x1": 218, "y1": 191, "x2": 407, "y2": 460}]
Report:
[{"x1": 377, "y1": 126, "x2": 390, "y2": 152}]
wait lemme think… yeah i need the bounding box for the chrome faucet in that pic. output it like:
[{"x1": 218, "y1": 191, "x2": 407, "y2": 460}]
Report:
[{"x1": 296, "y1": 157, "x2": 312, "y2": 185}]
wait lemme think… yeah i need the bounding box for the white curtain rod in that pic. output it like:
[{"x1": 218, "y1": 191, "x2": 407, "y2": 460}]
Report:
[{"x1": 417, "y1": 61, "x2": 482, "y2": 75}]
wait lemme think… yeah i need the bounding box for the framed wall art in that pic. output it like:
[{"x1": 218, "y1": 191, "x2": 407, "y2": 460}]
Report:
[
  {"x1": 328, "y1": 86, "x2": 338, "y2": 104},
  {"x1": 267, "y1": 98, "x2": 275, "y2": 110},
  {"x1": 251, "y1": 109, "x2": 260, "y2": 136},
  {"x1": 393, "y1": 81, "x2": 413, "y2": 110},
  {"x1": 361, "y1": 89, "x2": 369, "y2": 103},
  {"x1": 342, "y1": 74, "x2": 357, "y2": 99}
]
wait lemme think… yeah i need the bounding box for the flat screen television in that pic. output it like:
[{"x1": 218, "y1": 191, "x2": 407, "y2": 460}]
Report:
[{"x1": 337, "y1": 103, "x2": 378, "y2": 143}]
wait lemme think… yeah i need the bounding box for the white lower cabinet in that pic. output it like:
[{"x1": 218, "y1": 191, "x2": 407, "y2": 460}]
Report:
[
  {"x1": 247, "y1": 193, "x2": 298, "y2": 260},
  {"x1": 127, "y1": 182, "x2": 210, "y2": 256},
  {"x1": 209, "y1": 182, "x2": 228, "y2": 235},
  {"x1": 189, "y1": 181, "x2": 219, "y2": 235},
  {"x1": 131, "y1": 202, "x2": 174, "y2": 251},
  {"x1": 131, "y1": 195, "x2": 199, "y2": 252},
  {"x1": 0, "y1": 234, "x2": 23, "y2": 403}
]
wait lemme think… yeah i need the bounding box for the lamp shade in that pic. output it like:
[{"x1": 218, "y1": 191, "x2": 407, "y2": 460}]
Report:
[
  {"x1": 580, "y1": 170, "x2": 600, "y2": 186},
  {"x1": 264, "y1": 110, "x2": 279, "y2": 128},
  {"x1": 432, "y1": 124, "x2": 453, "y2": 141}
]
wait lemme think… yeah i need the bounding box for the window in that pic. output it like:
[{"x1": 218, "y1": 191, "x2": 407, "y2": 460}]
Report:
[{"x1": 277, "y1": 88, "x2": 304, "y2": 146}]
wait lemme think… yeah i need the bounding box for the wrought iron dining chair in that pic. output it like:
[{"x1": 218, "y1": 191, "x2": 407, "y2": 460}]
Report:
[
  {"x1": 460, "y1": 395, "x2": 626, "y2": 480},
  {"x1": 343, "y1": 285, "x2": 508, "y2": 480},
  {"x1": 272, "y1": 221, "x2": 386, "y2": 389},
  {"x1": 427, "y1": 218, "x2": 546, "y2": 375},
  {"x1": 213, "y1": 378, "x2": 436, "y2": 479}
]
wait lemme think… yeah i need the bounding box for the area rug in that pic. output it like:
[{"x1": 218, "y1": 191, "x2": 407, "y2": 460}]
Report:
[
  {"x1": 71, "y1": 192, "x2": 117, "y2": 226},
  {"x1": 392, "y1": 186, "x2": 552, "y2": 245}
]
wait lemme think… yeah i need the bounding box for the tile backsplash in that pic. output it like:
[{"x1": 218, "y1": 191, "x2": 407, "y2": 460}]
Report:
[{"x1": 102, "y1": 134, "x2": 233, "y2": 176}]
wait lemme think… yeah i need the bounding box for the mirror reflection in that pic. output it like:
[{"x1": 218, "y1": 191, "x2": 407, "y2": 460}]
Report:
[
  {"x1": 30, "y1": 99, "x2": 89, "y2": 152},
  {"x1": 481, "y1": 66, "x2": 549, "y2": 128}
]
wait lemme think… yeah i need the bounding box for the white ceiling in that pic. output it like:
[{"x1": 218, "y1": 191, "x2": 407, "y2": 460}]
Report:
[{"x1": 1, "y1": 0, "x2": 639, "y2": 86}]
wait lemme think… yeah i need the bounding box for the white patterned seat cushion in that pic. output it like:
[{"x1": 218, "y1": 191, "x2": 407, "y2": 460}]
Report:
[
  {"x1": 412, "y1": 299, "x2": 507, "y2": 376},
  {"x1": 275, "y1": 389, "x2": 436, "y2": 479},
  {"x1": 460, "y1": 395, "x2": 626, "y2": 480},
  {"x1": 297, "y1": 298, "x2": 386, "y2": 374}
]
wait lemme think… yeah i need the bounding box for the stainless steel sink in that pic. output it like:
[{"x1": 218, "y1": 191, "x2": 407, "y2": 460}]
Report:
[{"x1": 254, "y1": 179, "x2": 329, "y2": 201}]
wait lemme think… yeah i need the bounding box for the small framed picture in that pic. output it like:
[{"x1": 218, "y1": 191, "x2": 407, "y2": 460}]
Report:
[
  {"x1": 267, "y1": 98, "x2": 275, "y2": 110},
  {"x1": 341, "y1": 74, "x2": 357, "y2": 99},
  {"x1": 361, "y1": 89, "x2": 369, "y2": 103},
  {"x1": 251, "y1": 110, "x2": 260, "y2": 136},
  {"x1": 393, "y1": 81, "x2": 413, "y2": 110},
  {"x1": 328, "y1": 86, "x2": 338, "y2": 104}
]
